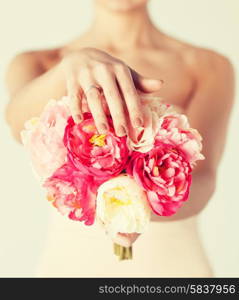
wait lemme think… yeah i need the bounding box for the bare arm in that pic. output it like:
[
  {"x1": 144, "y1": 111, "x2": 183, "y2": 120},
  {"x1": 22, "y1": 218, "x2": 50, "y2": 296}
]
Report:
[
  {"x1": 5, "y1": 48, "x2": 163, "y2": 248},
  {"x1": 152, "y1": 50, "x2": 235, "y2": 221},
  {"x1": 5, "y1": 48, "x2": 162, "y2": 143},
  {"x1": 5, "y1": 52, "x2": 66, "y2": 142}
]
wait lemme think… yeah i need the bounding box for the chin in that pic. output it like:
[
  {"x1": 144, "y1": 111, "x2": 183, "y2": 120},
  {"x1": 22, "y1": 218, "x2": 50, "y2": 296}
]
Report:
[{"x1": 96, "y1": 0, "x2": 148, "y2": 12}]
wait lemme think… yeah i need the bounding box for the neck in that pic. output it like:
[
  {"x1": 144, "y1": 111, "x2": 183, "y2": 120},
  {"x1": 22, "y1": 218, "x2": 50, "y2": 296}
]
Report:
[{"x1": 88, "y1": 4, "x2": 157, "y2": 51}]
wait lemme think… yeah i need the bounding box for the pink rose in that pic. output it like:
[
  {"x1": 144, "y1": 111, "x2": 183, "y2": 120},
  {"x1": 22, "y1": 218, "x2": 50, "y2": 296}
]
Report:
[
  {"x1": 127, "y1": 142, "x2": 192, "y2": 216},
  {"x1": 21, "y1": 98, "x2": 70, "y2": 180},
  {"x1": 43, "y1": 163, "x2": 96, "y2": 225},
  {"x1": 63, "y1": 113, "x2": 129, "y2": 181}
]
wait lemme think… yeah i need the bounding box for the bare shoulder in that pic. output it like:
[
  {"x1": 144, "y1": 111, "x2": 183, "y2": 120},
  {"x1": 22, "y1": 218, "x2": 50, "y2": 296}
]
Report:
[
  {"x1": 183, "y1": 44, "x2": 234, "y2": 80},
  {"x1": 185, "y1": 46, "x2": 235, "y2": 105},
  {"x1": 175, "y1": 40, "x2": 235, "y2": 96},
  {"x1": 7, "y1": 48, "x2": 61, "y2": 73},
  {"x1": 160, "y1": 33, "x2": 234, "y2": 81},
  {"x1": 6, "y1": 50, "x2": 41, "y2": 79},
  {"x1": 162, "y1": 35, "x2": 235, "y2": 105},
  {"x1": 179, "y1": 45, "x2": 235, "y2": 111},
  {"x1": 189, "y1": 47, "x2": 235, "y2": 105},
  {"x1": 5, "y1": 48, "x2": 61, "y2": 95}
]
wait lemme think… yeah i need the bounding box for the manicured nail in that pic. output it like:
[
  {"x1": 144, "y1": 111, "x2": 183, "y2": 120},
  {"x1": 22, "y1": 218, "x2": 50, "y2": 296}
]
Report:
[
  {"x1": 75, "y1": 114, "x2": 82, "y2": 124},
  {"x1": 134, "y1": 117, "x2": 143, "y2": 128},
  {"x1": 100, "y1": 123, "x2": 109, "y2": 134},
  {"x1": 117, "y1": 125, "x2": 127, "y2": 137},
  {"x1": 73, "y1": 116, "x2": 79, "y2": 124}
]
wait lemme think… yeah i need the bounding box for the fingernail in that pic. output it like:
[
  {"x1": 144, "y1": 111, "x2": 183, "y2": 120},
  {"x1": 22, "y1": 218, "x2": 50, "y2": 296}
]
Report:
[
  {"x1": 117, "y1": 125, "x2": 127, "y2": 137},
  {"x1": 134, "y1": 117, "x2": 143, "y2": 128},
  {"x1": 100, "y1": 123, "x2": 109, "y2": 134},
  {"x1": 75, "y1": 114, "x2": 82, "y2": 124}
]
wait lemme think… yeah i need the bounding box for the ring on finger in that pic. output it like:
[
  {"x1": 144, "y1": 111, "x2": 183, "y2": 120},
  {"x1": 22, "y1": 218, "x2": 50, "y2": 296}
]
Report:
[{"x1": 85, "y1": 84, "x2": 102, "y2": 95}]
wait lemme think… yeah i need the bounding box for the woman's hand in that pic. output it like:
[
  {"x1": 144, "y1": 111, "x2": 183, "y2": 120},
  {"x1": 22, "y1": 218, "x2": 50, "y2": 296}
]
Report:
[{"x1": 60, "y1": 47, "x2": 163, "y2": 136}]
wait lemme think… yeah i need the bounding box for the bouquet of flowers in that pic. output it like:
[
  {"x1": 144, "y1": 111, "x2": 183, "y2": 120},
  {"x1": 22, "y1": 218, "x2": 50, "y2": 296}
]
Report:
[{"x1": 21, "y1": 94, "x2": 204, "y2": 260}]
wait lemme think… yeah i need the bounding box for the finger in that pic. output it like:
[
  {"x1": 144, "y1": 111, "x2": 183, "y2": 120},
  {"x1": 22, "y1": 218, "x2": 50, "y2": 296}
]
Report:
[
  {"x1": 84, "y1": 85, "x2": 109, "y2": 134},
  {"x1": 82, "y1": 95, "x2": 90, "y2": 113},
  {"x1": 100, "y1": 94, "x2": 111, "y2": 115},
  {"x1": 138, "y1": 77, "x2": 164, "y2": 92},
  {"x1": 78, "y1": 70, "x2": 109, "y2": 134},
  {"x1": 126, "y1": 104, "x2": 148, "y2": 142},
  {"x1": 115, "y1": 65, "x2": 144, "y2": 128},
  {"x1": 130, "y1": 68, "x2": 164, "y2": 93},
  {"x1": 97, "y1": 71, "x2": 128, "y2": 137},
  {"x1": 66, "y1": 76, "x2": 83, "y2": 123}
]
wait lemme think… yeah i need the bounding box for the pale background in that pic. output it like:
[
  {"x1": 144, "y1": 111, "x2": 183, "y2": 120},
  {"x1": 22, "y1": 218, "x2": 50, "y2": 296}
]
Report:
[{"x1": 0, "y1": 0, "x2": 238, "y2": 277}]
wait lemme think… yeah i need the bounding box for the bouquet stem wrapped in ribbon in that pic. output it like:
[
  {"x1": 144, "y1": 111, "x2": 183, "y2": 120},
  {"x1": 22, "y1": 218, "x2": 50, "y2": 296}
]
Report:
[{"x1": 21, "y1": 94, "x2": 204, "y2": 260}]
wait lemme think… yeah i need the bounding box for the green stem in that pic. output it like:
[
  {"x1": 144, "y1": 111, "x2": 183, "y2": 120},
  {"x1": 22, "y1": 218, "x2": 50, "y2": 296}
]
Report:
[{"x1": 113, "y1": 243, "x2": 133, "y2": 260}]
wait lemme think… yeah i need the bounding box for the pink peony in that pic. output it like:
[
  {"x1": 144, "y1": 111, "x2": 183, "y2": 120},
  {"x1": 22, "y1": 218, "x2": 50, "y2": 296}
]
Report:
[
  {"x1": 63, "y1": 113, "x2": 129, "y2": 181},
  {"x1": 127, "y1": 95, "x2": 174, "y2": 154},
  {"x1": 43, "y1": 163, "x2": 96, "y2": 225},
  {"x1": 126, "y1": 103, "x2": 161, "y2": 153},
  {"x1": 21, "y1": 98, "x2": 70, "y2": 180},
  {"x1": 127, "y1": 142, "x2": 192, "y2": 216},
  {"x1": 156, "y1": 114, "x2": 204, "y2": 166}
]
